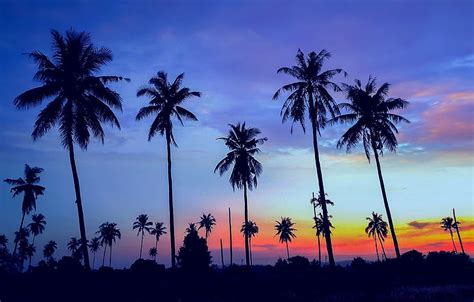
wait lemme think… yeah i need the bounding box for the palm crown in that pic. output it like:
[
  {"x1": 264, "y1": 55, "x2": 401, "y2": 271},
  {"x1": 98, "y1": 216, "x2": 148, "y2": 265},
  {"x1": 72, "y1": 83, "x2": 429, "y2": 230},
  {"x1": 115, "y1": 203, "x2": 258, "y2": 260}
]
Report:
[
  {"x1": 28, "y1": 213, "x2": 46, "y2": 237},
  {"x1": 440, "y1": 217, "x2": 457, "y2": 232},
  {"x1": 4, "y1": 165, "x2": 45, "y2": 215},
  {"x1": 274, "y1": 217, "x2": 297, "y2": 244},
  {"x1": 88, "y1": 237, "x2": 101, "y2": 253},
  {"x1": 198, "y1": 213, "x2": 216, "y2": 239},
  {"x1": 150, "y1": 222, "x2": 167, "y2": 242},
  {"x1": 365, "y1": 212, "x2": 388, "y2": 240},
  {"x1": 133, "y1": 214, "x2": 153, "y2": 235},
  {"x1": 241, "y1": 220, "x2": 259, "y2": 238},
  {"x1": 97, "y1": 222, "x2": 121, "y2": 246},
  {"x1": 43, "y1": 240, "x2": 57, "y2": 259}
]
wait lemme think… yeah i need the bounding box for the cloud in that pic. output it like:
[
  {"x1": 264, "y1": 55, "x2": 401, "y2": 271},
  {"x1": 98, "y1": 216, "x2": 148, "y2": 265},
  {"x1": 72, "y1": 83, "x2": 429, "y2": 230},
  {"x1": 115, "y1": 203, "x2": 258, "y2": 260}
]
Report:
[{"x1": 407, "y1": 221, "x2": 433, "y2": 229}]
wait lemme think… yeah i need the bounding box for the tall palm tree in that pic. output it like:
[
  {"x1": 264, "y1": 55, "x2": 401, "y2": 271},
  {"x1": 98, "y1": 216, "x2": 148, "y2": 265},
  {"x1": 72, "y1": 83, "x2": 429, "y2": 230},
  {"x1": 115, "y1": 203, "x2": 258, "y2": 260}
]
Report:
[
  {"x1": 452, "y1": 209, "x2": 465, "y2": 254},
  {"x1": 365, "y1": 212, "x2": 388, "y2": 261},
  {"x1": 133, "y1": 214, "x2": 153, "y2": 259},
  {"x1": 67, "y1": 237, "x2": 81, "y2": 259},
  {"x1": 136, "y1": 71, "x2": 200, "y2": 268},
  {"x1": 27, "y1": 213, "x2": 46, "y2": 245},
  {"x1": 149, "y1": 247, "x2": 158, "y2": 262},
  {"x1": 215, "y1": 122, "x2": 267, "y2": 266},
  {"x1": 330, "y1": 77, "x2": 409, "y2": 259},
  {"x1": 4, "y1": 164, "x2": 45, "y2": 256},
  {"x1": 14, "y1": 30, "x2": 128, "y2": 270},
  {"x1": 97, "y1": 222, "x2": 121, "y2": 267},
  {"x1": 43, "y1": 240, "x2": 57, "y2": 261},
  {"x1": 274, "y1": 217, "x2": 297, "y2": 260},
  {"x1": 441, "y1": 217, "x2": 457, "y2": 253},
  {"x1": 241, "y1": 220, "x2": 259, "y2": 265},
  {"x1": 273, "y1": 50, "x2": 344, "y2": 267},
  {"x1": 88, "y1": 237, "x2": 101, "y2": 269},
  {"x1": 198, "y1": 213, "x2": 216, "y2": 239},
  {"x1": 150, "y1": 222, "x2": 167, "y2": 262}
]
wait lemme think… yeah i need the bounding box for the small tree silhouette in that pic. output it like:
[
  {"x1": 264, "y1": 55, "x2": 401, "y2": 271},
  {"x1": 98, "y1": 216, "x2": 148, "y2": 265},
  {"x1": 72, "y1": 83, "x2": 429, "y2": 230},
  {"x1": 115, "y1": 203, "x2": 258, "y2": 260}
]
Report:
[{"x1": 177, "y1": 223, "x2": 211, "y2": 271}]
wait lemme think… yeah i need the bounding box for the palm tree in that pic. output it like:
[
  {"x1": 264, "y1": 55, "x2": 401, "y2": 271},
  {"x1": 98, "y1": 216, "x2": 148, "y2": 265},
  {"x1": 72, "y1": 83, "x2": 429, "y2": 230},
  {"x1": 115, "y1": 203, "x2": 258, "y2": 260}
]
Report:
[
  {"x1": 312, "y1": 215, "x2": 323, "y2": 264},
  {"x1": 14, "y1": 228, "x2": 30, "y2": 247},
  {"x1": 0, "y1": 235, "x2": 8, "y2": 250},
  {"x1": 43, "y1": 240, "x2": 57, "y2": 261},
  {"x1": 88, "y1": 237, "x2": 101, "y2": 269},
  {"x1": 241, "y1": 220, "x2": 259, "y2": 265},
  {"x1": 273, "y1": 50, "x2": 344, "y2": 267},
  {"x1": 67, "y1": 237, "x2": 81, "y2": 260},
  {"x1": 4, "y1": 164, "x2": 45, "y2": 256},
  {"x1": 133, "y1": 214, "x2": 153, "y2": 259},
  {"x1": 149, "y1": 247, "x2": 157, "y2": 261},
  {"x1": 150, "y1": 222, "x2": 167, "y2": 262},
  {"x1": 14, "y1": 30, "x2": 128, "y2": 270},
  {"x1": 27, "y1": 213, "x2": 46, "y2": 245},
  {"x1": 274, "y1": 217, "x2": 297, "y2": 260},
  {"x1": 441, "y1": 217, "x2": 458, "y2": 253},
  {"x1": 214, "y1": 122, "x2": 267, "y2": 266},
  {"x1": 97, "y1": 222, "x2": 121, "y2": 267},
  {"x1": 198, "y1": 213, "x2": 216, "y2": 239},
  {"x1": 365, "y1": 212, "x2": 389, "y2": 261},
  {"x1": 331, "y1": 77, "x2": 409, "y2": 259},
  {"x1": 136, "y1": 71, "x2": 200, "y2": 268},
  {"x1": 452, "y1": 208, "x2": 465, "y2": 254}
]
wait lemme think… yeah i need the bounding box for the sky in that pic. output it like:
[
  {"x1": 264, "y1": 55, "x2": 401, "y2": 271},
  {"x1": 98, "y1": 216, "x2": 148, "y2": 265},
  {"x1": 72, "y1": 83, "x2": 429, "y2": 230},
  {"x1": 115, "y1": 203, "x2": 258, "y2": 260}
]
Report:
[{"x1": 0, "y1": 0, "x2": 473, "y2": 268}]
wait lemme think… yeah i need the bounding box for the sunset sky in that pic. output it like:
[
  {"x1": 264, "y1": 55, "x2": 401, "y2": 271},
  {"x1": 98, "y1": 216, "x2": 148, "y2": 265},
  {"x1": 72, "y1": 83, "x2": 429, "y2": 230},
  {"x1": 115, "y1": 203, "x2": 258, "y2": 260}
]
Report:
[{"x1": 0, "y1": 0, "x2": 472, "y2": 267}]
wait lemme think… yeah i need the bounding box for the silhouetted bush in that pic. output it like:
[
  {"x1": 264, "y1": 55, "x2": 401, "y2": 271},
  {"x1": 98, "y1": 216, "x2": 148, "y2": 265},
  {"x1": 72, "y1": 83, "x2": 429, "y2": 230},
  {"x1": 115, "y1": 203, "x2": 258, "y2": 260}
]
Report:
[
  {"x1": 177, "y1": 226, "x2": 211, "y2": 271},
  {"x1": 57, "y1": 256, "x2": 83, "y2": 273},
  {"x1": 351, "y1": 257, "x2": 368, "y2": 269},
  {"x1": 130, "y1": 258, "x2": 165, "y2": 274}
]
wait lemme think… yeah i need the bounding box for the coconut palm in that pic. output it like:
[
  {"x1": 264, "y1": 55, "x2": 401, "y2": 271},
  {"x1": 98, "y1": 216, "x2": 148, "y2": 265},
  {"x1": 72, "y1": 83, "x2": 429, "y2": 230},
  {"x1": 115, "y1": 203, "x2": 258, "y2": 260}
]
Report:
[
  {"x1": 441, "y1": 217, "x2": 458, "y2": 253},
  {"x1": 96, "y1": 222, "x2": 121, "y2": 267},
  {"x1": 0, "y1": 235, "x2": 8, "y2": 249},
  {"x1": 149, "y1": 247, "x2": 158, "y2": 261},
  {"x1": 133, "y1": 214, "x2": 153, "y2": 259},
  {"x1": 241, "y1": 220, "x2": 259, "y2": 265},
  {"x1": 4, "y1": 164, "x2": 45, "y2": 256},
  {"x1": 365, "y1": 212, "x2": 389, "y2": 261},
  {"x1": 67, "y1": 237, "x2": 81, "y2": 260},
  {"x1": 150, "y1": 222, "x2": 167, "y2": 262},
  {"x1": 275, "y1": 217, "x2": 297, "y2": 260},
  {"x1": 43, "y1": 240, "x2": 57, "y2": 260},
  {"x1": 14, "y1": 228, "x2": 30, "y2": 247},
  {"x1": 452, "y1": 208, "x2": 465, "y2": 254},
  {"x1": 136, "y1": 71, "x2": 200, "y2": 268},
  {"x1": 13, "y1": 30, "x2": 128, "y2": 269},
  {"x1": 312, "y1": 213, "x2": 334, "y2": 265},
  {"x1": 198, "y1": 213, "x2": 216, "y2": 239},
  {"x1": 26, "y1": 244, "x2": 36, "y2": 267},
  {"x1": 27, "y1": 213, "x2": 46, "y2": 245},
  {"x1": 88, "y1": 237, "x2": 101, "y2": 269},
  {"x1": 330, "y1": 77, "x2": 409, "y2": 259},
  {"x1": 215, "y1": 122, "x2": 267, "y2": 266},
  {"x1": 273, "y1": 50, "x2": 344, "y2": 267}
]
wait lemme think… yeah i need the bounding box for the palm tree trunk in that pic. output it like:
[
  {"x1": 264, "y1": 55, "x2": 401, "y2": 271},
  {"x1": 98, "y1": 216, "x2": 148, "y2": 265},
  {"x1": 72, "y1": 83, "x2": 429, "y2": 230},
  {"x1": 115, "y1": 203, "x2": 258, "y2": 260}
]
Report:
[
  {"x1": 228, "y1": 207, "x2": 233, "y2": 265},
  {"x1": 286, "y1": 241, "x2": 290, "y2": 260},
  {"x1": 449, "y1": 230, "x2": 457, "y2": 253},
  {"x1": 109, "y1": 244, "x2": 112, "y2": 267},
  {"x1": 317, "y1": 235, "x2": 321, "y2": 265},
  {"x1": 102, "y1": 244, "x2": 107, "y2": 267},
  {"x1": 378, "y1": 235, "x2": 387, "y2": 260},
  {"x1": 92, "y1": 251, "x2": 96, "y2": 269},
  {"x1": 310, "y1": 115, "x2": 336, "y2": 267},
  {"x1": 155, "y1": 239, "x2": 158, "y2": 262},
  {"x1": 220, "y1": 238, "x2": 225, "y2": 268},
  {"x1": 371, "y1": 143, "x2": 401, "y2": 259},
  {"x1": 67, "y1": 142, "x2": 91, "y2": 270},
  {"x1": 166, "y1": 131, "x2": 176, "y2": 268},
  {"x1": 453, "y1": 208, "x2": 465, "y2": 254},
  {"x1": 243, "y1": 183, "x2": 250, "y2": 266},
  {"x1": 139, "y1": 231, "x2": 144, "y2": 259},
  {"x1": 249, "y1": 237, "x2": 253, "y2": 266},
  {"x1": 13, "y1": 212, "x2": 26, "y2": 256},
  {"x1": 374, "y1": 236, "x2": 380, "y2": 262}
]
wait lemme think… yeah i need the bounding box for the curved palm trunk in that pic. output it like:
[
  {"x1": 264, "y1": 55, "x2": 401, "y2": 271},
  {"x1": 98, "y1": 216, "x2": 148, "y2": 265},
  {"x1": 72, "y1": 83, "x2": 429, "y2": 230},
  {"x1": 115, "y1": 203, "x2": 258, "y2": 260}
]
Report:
[
  {"x1": 139, "y1": 231, "x2": 144, "y2": 259},
  {"x1": 165, "y1": 131, "x2": 176, "y2": 268},
  {"x1": 68, "y1": 142, "x2": 91, "y2": 270},
  {"x1": 243, "y1": 184, "x2": 250, "y2": 266},
  {"x1": 453, "y1": 209, "x2": 465, "y2": 254},
  {"x1": 109, "y1": 244, "x2": 112, "y2": 267},
  {"x1": 286, "y1": 241, "x2": 290, "y2": 260},
  {"x1": 449, "y1": 230, "x2": 457, "y2": 253},
  {"x1": 310, "y1": 113, "x2": 336, "y2": 267},
  {"x1": 372, "y1": 144, "x2": 401, "y2": 259},
  {"x1": 13, "y1": 212, "x2": 26, "y2": 256},
  {"x1": 378, "y1": 235, "x2": 387, "y2": 260},
  {"x1": 374, "y1": 236, "x2": 380, "y2": 262},
  {"x1": 102, "y1": 244, "x2": 107, "y2": 267}
]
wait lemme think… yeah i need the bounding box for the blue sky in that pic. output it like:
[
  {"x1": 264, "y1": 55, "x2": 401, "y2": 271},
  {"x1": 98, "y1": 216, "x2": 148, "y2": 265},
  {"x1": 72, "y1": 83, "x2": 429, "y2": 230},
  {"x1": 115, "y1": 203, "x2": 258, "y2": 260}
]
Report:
[{"x1": 0, "y1": 0, "x2": 473, "y2": 267}]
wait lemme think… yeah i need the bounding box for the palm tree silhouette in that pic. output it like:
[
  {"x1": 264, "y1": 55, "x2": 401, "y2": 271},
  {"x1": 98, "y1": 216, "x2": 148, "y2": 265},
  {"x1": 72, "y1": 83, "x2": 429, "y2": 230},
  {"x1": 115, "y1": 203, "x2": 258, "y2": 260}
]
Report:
[
  {"x1": 365, "y1": 212, "x2": 389, "y2": 261},
  {"x1": 27, "y1": 213, "x2": 46, "y2": 245},
  {"x1": 97, "y1": 222, "x2": 121, "y2": 267},
  {"x1": 133, "y1": 214, "x2": 153, "y2": 259},
  {"x1": 150, "y1": 222, "x2": 167, "y2": 262},
  {"x1": 330, "y1": 77, "x2": 409, "y2": 259},
  {"x1": 241, "y1": 220, "x2": 259, "y2": 265},
  {"x1": 198, "y1": 213, "x2": 216, "y2": 239},
  {"x1": 14, "y1": 228, "x2": 30, "y2": 250},
  {"x1": 67, "y1": 237, "x2": 81, "y2": 260},
  {"x1": 441, "y1": 217, "x2": 458, "y2": 253},
  {"x1": 452, "y1": 209, "x2": 465, "y2": 254},
  {"x1": 43, "y1": 240, "x2": 57, "y2": 261},
  {"x1": 25, "y1": 244, "x2": 36, "y2": 268},
  {"x1": 149, "y1": 247, "x2": 158, "y2": 261},
  {"x1": 215, "y1": 122, "x2": 267, "y2": 266},
  {"x1": 136, "y1": 71, "x2": 200, "y2": 268},
  {"x1": 273, "y1": 50, "x2": 344, "y2": 267},
  {"x1": 275, "y1": 217, "x2": 297, "y2": 260},
  {"x1": 4, "y1": 164, "x2": 45, "y2": 256},
  {"x1": 312, "y1": 215, "x2": 323, "y2": 264},
  {"x1": 88, "y1": 237, "x2": 101, "y2": 269},
  {"x1": 0, "y1": 235, "x2": 8, "y2": 250},
  {"x1": 13, "y1": 30, "x2": 128, "y2": 269}
]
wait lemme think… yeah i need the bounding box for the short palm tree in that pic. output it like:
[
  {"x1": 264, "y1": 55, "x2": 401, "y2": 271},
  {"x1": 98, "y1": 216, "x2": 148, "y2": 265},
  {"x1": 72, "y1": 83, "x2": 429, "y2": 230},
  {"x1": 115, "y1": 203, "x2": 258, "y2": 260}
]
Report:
[
  {"x1": 133, "y1": 214, "x2": 153, "y2": 259},
  {"x1": 275, "y1": 217, "x2": 297, "y2": 260},
  {"x1": 273, "y1": 50, "x2": 344, "y2": 267},
  {"x1": 198, "y1": 213, "x2": 216, "y2": 239},
  {"x1": 14, "y1": 30, "x2": 128, "y2": 270},
  {"x1": 215, "y1": 122, "x2": 267, "y2": 266},
  {"x1": 241, "y1": 220, "x2": 259, "y2": 265},
  {"x1": 330, "y1": 77, "x2": 409, "y2": 259},
  {"x1": 441, "y1": 217, "x2": 458, "y2": 253},
  {"x1": 43, "y1": 240, "x2": 57, "y2": 261},
  {"x1": 97, "y1": 222, "x2": 121, "y2": 267},
  {"x1": 88, "y1": 237, "x2": 101, "y2": 269},
  {"x1": 4, "y1": 164, "x2": 45, "y2": 255},
  {"x1": 365, "y1": 212, "x2": 389, "y2": 261},
  {"x1": 67, "y1": 237, "x2": 81, "y2": 260},
  {"x1": 25, "y1": 243, "x2": 36, "y2": 268},
  {"x1": 136, "y1": 71, "x2": 200, "y2": 268},
  {"x1": 150, "y1": 222, "x2": 167, "y2": 262},
  {"x1": 0, "y1": 235, "x2": 8, "y2": 250},
  {"x1": 312, "y1": 215, "x2": 324, "y2": 264},
  {"x1": 27, "y1": 213, "x2": 46, "y2": 245},
  {"x1": 149, "y1": 247, "x2": 158, "y2": 261}
]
